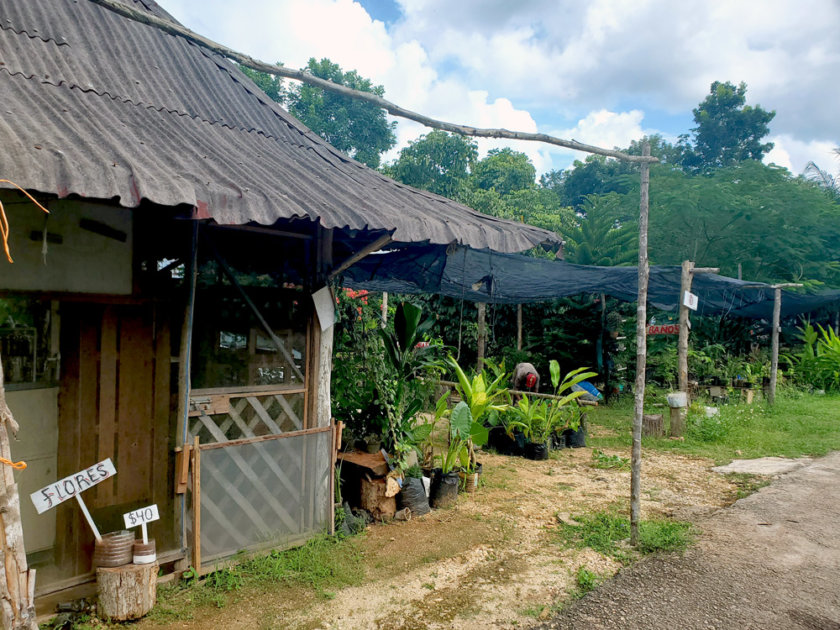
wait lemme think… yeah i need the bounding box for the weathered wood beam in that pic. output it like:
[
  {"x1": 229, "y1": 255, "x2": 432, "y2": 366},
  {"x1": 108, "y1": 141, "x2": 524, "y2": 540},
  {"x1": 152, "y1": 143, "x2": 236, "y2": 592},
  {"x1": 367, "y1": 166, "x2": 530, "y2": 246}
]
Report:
[
  {"x1": 88, "y1": 0, "x2": 658, "y2": 165},
  {"x1": 768, "y1": 282, "x2": 803, "y2": 405}
]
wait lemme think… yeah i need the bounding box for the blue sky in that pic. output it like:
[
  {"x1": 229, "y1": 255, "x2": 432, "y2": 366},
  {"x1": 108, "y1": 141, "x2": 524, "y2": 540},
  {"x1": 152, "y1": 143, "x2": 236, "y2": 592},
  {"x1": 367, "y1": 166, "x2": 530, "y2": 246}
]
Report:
[{"x1": 162, "y1": 0, "x2": 839, "y2": 179}]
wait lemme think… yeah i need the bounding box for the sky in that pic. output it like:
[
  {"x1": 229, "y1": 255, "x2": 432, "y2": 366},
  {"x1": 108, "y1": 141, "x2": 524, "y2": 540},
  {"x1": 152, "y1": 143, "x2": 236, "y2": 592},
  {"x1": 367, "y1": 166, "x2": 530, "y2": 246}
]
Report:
[{"x1": 160, "y1": 0, "x2": 840, "y2": 180}]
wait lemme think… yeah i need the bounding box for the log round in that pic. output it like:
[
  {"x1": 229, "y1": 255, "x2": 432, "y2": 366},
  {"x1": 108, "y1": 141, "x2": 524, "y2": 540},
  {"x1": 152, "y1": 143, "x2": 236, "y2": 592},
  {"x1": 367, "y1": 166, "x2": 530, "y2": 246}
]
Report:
[{"x1": 97, "y1": 562, "x2": 158, "y2": 621}]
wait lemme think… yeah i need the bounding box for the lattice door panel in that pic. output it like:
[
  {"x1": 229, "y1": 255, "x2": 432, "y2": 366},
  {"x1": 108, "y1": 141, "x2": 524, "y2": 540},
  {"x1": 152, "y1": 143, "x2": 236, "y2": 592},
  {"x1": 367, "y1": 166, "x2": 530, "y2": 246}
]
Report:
[
  {"x1": 189, "y1": 392, "x2": 305, "y2": 444},
  {"x1": 195, "y1": 430, "x2": 331, "y2": 566}
]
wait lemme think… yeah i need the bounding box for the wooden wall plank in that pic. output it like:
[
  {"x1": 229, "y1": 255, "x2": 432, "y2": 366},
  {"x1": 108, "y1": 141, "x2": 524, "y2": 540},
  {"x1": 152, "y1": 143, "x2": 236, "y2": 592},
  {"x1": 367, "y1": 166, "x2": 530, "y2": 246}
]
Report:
[
  {"x1": 152, "y1": 303, "x2": 174, "y2": 549},
  {"x1": 96, "y1": 306, "x2": 118, "y2": 505},
  {"x1": 115, "y1": 309, "x2": 154, "y2": 504}
]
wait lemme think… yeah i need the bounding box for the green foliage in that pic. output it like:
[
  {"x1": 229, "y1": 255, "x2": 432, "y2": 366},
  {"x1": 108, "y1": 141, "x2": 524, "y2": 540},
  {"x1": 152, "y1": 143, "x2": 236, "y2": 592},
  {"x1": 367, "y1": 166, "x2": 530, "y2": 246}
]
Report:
[
  {"x1": 384, "y1": 130, "x2": 478, "y2": 199},
  {"x1": 557, "y1": 512, "x2": 694, "y2": 562},
  {"x1": 785, "y1": 322, "x2": 840, "y2": 391},
  {"x1": 562, "y1": 195, "x2": 638, "y2": 266},
  {"x1": 286, "y1": 58, "x2": 396, "y2": 168},
  {"x1": 471, "y1": 148, "x2": 536, "y2": 195},
  {"x1": 446, "y1": 356, "x2": 511, "y2": 426},
  {"x1": 437, "y1": 401, "x2": 489, "y2": 474},
  {"x1": 239, "y1": 63, "x2": 286, "y2": 102},
  {"x1": 590, "y1": 449, "x2": 630, "y2": 470},
  {"x1": 574, "y1": 566, "x2": 601, "y2": 595},
  {"x1": 682, "y1": 81, "x2": 775, "y2": 170}
]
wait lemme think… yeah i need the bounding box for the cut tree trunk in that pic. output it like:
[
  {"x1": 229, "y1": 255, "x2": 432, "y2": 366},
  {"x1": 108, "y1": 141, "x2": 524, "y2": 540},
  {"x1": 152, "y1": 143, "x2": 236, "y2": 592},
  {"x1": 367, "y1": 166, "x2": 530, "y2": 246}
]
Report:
[
  {"x1": 360, "y1": 477, "x2": 396, "y2": 521},
  {"x1": 97, "y1": 562, "x2": 158, "y2": 620},
  {"x1": 0, "y1": 355, "x2": 38, "y2": 630},
  {"x1": 642, "y1": 414, "x2": 664, "y2": 438}
]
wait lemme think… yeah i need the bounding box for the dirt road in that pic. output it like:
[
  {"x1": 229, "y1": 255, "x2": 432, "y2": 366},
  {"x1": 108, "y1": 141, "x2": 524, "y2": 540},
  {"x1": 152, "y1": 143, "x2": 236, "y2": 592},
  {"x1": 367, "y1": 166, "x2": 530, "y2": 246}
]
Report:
[{"x1": 541, "y1": 452, "x2": 840, "y2": 629}]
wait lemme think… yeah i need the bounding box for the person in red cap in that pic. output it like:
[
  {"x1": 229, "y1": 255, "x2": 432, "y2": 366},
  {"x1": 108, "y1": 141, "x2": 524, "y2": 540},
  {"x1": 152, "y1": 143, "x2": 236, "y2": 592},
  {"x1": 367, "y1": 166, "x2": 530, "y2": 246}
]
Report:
[{"x1": 512, "y1": 362, "x2": 540, "y2": 402}]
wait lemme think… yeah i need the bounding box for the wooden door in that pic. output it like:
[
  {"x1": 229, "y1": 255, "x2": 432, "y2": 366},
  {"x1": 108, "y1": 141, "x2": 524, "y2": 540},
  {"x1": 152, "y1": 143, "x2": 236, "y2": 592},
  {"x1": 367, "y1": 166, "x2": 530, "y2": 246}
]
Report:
[{"x1": 53, "y1": 302, "x2": 173, "y2": 582}]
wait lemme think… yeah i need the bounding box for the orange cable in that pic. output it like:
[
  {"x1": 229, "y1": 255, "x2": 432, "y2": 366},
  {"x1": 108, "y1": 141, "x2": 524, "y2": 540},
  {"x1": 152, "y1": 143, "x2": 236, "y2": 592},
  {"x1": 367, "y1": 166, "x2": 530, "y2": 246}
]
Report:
[
  {"x1": 0, "y1": 179, "x2": 50, "y2": 263},
  {"x1": 0, "y1": 457, "x2": 26, "y2": 470}
]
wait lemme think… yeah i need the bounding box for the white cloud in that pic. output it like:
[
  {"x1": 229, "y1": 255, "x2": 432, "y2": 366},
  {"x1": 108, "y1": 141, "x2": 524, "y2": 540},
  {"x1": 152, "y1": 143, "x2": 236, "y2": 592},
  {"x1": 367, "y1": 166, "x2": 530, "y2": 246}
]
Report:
[
  {"x1": 160, "y1": 0, "x2": 839, "y2": 178},
  {"x1": 765, "y1": 136, "x2": 840, "y2": 177}
]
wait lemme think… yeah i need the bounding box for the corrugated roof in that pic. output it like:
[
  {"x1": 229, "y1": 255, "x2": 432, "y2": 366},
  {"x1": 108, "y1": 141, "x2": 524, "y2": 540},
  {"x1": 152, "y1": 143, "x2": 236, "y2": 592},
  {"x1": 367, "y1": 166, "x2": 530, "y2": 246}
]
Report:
[{"x1": 0, "y1": 0, "x2": 558, "y2": 252}]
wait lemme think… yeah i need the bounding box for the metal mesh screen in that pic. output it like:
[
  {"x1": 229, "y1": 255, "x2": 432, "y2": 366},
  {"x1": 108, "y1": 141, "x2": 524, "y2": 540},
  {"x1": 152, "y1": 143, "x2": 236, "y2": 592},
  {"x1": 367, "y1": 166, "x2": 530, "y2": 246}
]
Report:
[{"x1": 197, "y1": 430, "x2": 331, "y2": 566}]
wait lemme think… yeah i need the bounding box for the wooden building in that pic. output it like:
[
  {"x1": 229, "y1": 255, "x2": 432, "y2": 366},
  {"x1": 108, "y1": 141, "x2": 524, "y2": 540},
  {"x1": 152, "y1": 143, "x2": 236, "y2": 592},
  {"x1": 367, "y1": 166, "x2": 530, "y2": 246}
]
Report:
[{"x1": 0, "y1": 0, "x2": 556, "y2": 614}]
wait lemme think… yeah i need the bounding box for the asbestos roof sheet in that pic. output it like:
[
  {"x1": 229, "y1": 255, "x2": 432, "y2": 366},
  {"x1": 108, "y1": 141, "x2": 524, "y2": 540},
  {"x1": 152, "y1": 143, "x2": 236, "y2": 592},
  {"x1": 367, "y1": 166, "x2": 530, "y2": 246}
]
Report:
[{"x1": 0, "y1": 0, "x2": 558, "y2": 252}]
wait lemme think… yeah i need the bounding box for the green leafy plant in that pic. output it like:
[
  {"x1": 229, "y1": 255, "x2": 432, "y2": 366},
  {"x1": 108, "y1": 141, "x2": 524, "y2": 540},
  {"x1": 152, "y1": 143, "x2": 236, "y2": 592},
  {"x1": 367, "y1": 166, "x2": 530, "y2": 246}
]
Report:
[
  {"x1": 436, "y1": 401, "x2": 489, "y2": 474},
  {"x1": 785, "y1": 322, "x2": 840, "y2": 391},
  {"x1": 591, "y1": 449, "x2": 630, "y2": 470},
  {"x1": 446, "y1": 356, "x2": 511, "y2": 426}
]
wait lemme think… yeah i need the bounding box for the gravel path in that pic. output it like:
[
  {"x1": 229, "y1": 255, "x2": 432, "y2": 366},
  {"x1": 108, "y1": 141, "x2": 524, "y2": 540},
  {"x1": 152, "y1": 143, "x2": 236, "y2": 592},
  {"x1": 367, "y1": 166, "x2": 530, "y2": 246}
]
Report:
[{"x1": 539, "y1": 452, "x2": 840, "y2": 630}]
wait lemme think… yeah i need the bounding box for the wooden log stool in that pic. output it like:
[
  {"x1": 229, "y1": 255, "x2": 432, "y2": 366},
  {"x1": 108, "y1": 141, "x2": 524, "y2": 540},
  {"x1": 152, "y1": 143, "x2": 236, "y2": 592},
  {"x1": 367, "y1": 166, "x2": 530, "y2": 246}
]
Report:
[
  {"x1": 97, "y1": 562, "x2": 158, "y2": 620},
  {"x1": 642, "y1": 413, "x2": 664, "y2": 437}
]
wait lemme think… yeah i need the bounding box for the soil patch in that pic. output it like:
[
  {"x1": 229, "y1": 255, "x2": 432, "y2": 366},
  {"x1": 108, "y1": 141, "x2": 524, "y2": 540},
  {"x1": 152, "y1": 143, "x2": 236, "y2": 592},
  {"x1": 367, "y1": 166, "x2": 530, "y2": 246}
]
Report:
[{"x1": 137, "y1": 447, "x2": 738, "y2": 629}]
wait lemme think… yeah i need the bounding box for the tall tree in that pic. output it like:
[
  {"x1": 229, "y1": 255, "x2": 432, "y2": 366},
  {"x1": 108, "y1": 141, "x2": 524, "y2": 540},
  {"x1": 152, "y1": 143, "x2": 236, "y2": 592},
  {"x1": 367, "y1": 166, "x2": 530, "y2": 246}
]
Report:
[
  {"x1": 682, "y1": 81, "x2": 775, "y2": 170},
  {"x1": 383, "y1": 130, "x2": 477, "y2": 199},
  {"x1": 285, "y1": 58, "x2": 396, "y2": 168},
  {"x1": 562, "y1": 195, "x2": 637, "y2": 266},
  {"x1": 471, "y1": 148, "x2": 536, "y2": 195}
]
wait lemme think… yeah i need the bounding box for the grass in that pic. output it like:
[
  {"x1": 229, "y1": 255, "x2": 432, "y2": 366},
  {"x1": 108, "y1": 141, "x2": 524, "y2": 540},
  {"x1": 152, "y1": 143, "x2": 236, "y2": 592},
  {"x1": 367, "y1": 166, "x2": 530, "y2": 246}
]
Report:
[
  {"x1": 586, "y1": 389, "x2": 840, "y2": 463},
  {"x1": 724, "y1": 472, "x2": 771, "y2": 501},
  {"x1": 557, "y1": 511, "x2": 695, "y2": 563},
  {"x1": 147, "y1": 535, "x2": 364, "y2": 623}
]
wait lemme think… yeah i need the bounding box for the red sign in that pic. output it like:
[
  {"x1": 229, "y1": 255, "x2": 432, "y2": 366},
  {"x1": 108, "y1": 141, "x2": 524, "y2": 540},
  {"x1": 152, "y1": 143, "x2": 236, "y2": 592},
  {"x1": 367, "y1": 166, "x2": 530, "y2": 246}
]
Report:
[{"x1": 647, "y1": 324, "x2": 680, "y2": 335}]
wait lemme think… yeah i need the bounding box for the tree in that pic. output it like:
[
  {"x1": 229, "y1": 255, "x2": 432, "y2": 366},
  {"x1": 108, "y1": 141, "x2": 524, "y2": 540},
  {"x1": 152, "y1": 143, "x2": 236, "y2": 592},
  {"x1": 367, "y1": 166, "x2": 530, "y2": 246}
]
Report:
[
  {"x1": 682, "y1": 81, "x2": 775, "y2": 170},
  {"x1": 471, "y1": 148, "x2": 536, "y2": 195},
  {"x1": 562, "y1": 195, "x2": 637, "y2": 266},
  {"x1": 384, "y1": 130, "x2": 477, "y2": 199},
  {"x1": 285, "y1": 58, "x2": 396, "y2": 168},
  {"x1": 239, "y1": 64, "x2": 286, "y2": 103}
]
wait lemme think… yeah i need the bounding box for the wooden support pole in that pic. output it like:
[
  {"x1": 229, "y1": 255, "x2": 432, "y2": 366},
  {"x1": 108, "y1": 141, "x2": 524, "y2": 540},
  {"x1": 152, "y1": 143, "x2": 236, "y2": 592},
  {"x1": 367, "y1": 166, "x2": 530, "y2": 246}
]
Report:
[
  {"x1": 677, "y1": 262, "x2": 719, "y2": 414},
  {"x1": 0, "y1": 357, "x2": 37, "y2": 630},
  {"x1": 381, "y1": 292, "x2": 388, "y2": 327},
  {"x1": 769, "y1": 287, "x2": 782, "y2": 406},
  {"x1": 191, "y1": 436, "x2": 201, "y2": 572},
  {"x1": 516, "y1": 304, "x2": 523, "y2": 351},
  {"x1": 768, "y1": 283, "x2": 802, "y2": 405},
  {"x1": 476, "y1": 303, "x2": 487, "y2": 373},
  {"x1": 630, "y1": 142, "x2": 651, "y2": 546}
]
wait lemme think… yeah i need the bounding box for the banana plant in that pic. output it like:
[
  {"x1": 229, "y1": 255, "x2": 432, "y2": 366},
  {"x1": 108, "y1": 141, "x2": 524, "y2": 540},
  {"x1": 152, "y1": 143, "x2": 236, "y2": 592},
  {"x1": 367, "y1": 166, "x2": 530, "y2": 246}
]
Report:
[{"x1": 446, "y1": 356, "x2": 511, "y2": 425}]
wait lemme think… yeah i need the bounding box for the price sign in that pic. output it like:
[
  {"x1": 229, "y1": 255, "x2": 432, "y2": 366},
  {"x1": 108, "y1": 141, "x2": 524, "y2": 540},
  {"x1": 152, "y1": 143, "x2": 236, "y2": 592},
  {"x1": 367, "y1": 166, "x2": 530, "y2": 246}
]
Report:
[{"x1": 123, "y1": 504, "x2": 160, "y2": 529}]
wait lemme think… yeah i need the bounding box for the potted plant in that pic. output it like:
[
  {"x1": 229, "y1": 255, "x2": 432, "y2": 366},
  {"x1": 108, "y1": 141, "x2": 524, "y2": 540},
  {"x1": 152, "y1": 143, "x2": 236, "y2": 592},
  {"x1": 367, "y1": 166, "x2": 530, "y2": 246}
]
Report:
[{"x1": 430, "y1": 401, "x2": 488, "y2": 505}]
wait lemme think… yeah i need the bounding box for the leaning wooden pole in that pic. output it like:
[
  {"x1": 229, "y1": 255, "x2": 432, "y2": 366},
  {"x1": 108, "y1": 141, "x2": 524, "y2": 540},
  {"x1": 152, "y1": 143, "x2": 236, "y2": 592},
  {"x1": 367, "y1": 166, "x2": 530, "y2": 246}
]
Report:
[
  {"x1": 630, "y1": 142, "x2": 651, "y2": 546},
  {"x1": 0, "y1": 357, "x2": 38, "y2": 630}
]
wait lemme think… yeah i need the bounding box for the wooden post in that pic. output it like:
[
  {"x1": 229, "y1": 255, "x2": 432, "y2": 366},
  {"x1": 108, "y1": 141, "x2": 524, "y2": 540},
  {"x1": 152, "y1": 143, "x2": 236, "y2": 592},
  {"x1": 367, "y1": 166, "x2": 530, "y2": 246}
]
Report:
[
  {"x1": 676, "y1": 263, "x2": 718, "y2": 419},
  {"x1": 677, "y1": 260, "x2": 694, "y2": 400},
  {"x1": 0, "y1": 357, "x2": 38, "y2": 630},
  {"x1": 381, "y1": 292, "x2": 388, "y2": 327},
  {"x1": 516, "y1": 304, "x2": 523, "y2": 351},
  {"x1": 476, "y1": 302, "x2": 487, "y2": 373},
  {"x1": 630, "y1": 142, "x2": 650, "y2": 546},
  {"x1": 768, "y1": 283, "x2": 802, "y2": 405},
  {"x1": 191, "y1": 436, "x2": 201, "y2": 571}
]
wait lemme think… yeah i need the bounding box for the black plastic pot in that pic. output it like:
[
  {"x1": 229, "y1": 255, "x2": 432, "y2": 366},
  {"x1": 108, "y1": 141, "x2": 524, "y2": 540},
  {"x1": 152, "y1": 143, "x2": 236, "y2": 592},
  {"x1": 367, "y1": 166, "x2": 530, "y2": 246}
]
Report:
[
  {"x1": 399, "y1": 476, "x2": 431, "y2": 516},
  {"x1": 563, "y1": 424, "x2": 586, "y2": 448},
  {"x1": 429, "y1": 468, "x2": 459, "y2": 509},
  {"x1": 551, "y1": 431, "x2": 567, "y2": 450},
  {"x1": 524, "y1": 441, "x2": 550, "y2": 460}
]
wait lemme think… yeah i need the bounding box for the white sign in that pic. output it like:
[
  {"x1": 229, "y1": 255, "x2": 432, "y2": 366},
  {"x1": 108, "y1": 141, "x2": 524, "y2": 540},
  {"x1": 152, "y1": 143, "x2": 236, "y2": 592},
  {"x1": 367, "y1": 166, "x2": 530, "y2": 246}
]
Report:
[
  {"x1": 123, "y1": 504, "x2": 160, "y2": 530},
  {"x1": 312, "y1": 286, "x2": 336, "y2": 331},
  {"x1": 30, "y1": 458, "x2": 116, "y2": 515},
  {"x1": 683, "y1": 291, "x2": 699, "y2": 311}
]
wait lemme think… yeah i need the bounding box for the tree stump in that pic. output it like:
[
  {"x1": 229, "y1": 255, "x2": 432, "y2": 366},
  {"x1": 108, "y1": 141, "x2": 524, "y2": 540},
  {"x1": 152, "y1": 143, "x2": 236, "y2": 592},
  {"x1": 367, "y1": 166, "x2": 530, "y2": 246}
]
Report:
[
  {"x1": 360, "y1": 477, "x2": 396, "y2": 521},
  {"x1": 642, "y1": 414, "x2": 664, "y2": 437},
  {"x1": 669, "y1": 407, "x2": 686, "y2": 437},
  {"x1": 97, "y1": 563, "x2": 158, "y2": 621}
]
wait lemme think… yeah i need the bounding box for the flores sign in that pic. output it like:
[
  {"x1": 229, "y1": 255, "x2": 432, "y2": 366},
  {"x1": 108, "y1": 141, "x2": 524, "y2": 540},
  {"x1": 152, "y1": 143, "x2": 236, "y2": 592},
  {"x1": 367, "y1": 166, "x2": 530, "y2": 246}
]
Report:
[
  {"x1": 31, "y1": 458, "x2": 116, "y2": 514},
  {"x1": 647, "y1": 324, "x2": 680, "y2": 336}
]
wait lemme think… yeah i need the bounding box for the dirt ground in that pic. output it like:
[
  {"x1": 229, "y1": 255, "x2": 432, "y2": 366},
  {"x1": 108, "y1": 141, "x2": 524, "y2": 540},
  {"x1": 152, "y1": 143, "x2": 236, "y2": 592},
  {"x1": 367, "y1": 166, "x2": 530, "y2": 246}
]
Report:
[
  {"x1": 139, "y1": 440, "x2": 742, "y2": 630},
  {"x1": 539, "y1": 451, "x2": 840, "y2": 629}
]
